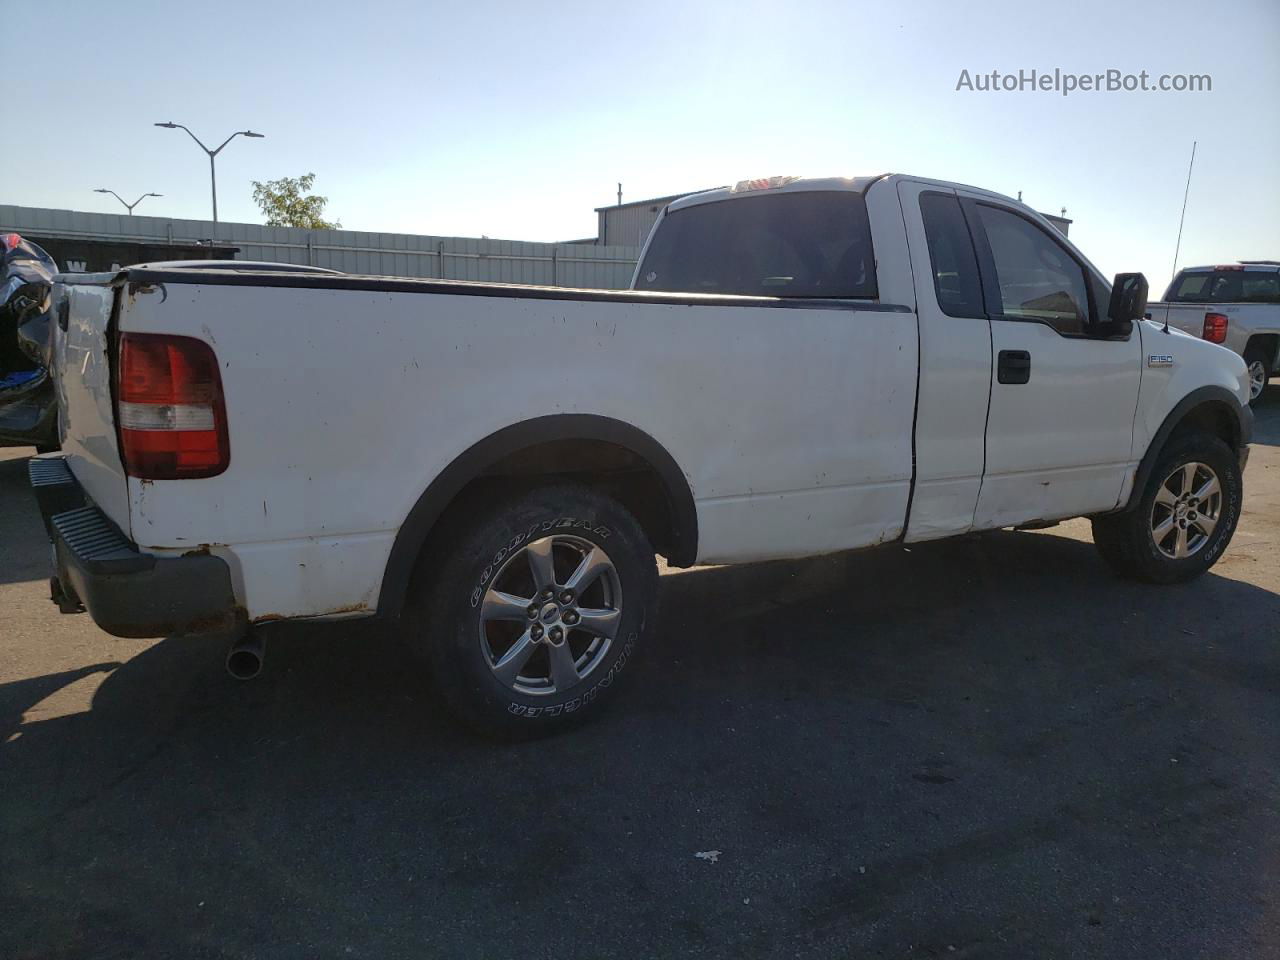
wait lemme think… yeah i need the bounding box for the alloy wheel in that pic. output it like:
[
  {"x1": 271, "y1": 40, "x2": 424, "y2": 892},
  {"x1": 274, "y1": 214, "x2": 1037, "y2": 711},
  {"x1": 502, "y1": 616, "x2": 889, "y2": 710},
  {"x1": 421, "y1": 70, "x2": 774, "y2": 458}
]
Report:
[
  {"x1": 478, "y1": 535, "x2": 622, "y2": 696},
  {"x1": 1150, "y1": 461, "x2": 1222, "y2": 560},
  {"x1": 1248, "y1": 359, "x2": 1267, "y2": 401}
]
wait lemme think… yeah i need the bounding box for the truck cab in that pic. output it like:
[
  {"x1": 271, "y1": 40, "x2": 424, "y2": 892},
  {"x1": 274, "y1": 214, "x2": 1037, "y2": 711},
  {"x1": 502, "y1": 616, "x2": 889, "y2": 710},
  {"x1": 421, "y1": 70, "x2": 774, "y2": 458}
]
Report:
[{"x1": 634, "y1": 175, "x2": 1250, "y2": 539}]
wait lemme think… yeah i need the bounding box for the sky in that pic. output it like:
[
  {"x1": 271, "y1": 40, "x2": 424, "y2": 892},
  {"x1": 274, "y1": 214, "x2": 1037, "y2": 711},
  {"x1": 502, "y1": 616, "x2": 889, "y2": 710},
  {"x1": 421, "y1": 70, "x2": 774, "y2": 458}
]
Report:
[{"x1": 2, "y1": 0, "x2": 1277, "y2": 293}]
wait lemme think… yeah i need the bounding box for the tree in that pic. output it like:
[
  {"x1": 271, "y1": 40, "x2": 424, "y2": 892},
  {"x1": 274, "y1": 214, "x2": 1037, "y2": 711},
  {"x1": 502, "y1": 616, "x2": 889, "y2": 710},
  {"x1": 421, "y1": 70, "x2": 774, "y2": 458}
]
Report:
[{"x1": 250, "y1": 173, "x2": 341, "y2": 229}]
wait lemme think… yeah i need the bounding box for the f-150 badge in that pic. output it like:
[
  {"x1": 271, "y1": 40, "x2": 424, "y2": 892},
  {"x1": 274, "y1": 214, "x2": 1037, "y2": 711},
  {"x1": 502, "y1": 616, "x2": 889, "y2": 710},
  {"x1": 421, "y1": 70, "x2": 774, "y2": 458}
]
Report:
[{"x1": 1147, "y1": 355, "x2": 1174, "y2": 367}]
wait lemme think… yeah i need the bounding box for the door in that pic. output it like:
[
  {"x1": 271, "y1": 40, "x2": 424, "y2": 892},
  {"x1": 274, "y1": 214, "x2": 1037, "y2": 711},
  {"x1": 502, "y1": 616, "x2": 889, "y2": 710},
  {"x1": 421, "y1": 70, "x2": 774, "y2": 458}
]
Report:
[
  {"x1": 963, "y1": 197, "x2": 1142, "y2": 528},
  {"x1": 897, "y1": 181, "x2": 994, "y2": 541}
]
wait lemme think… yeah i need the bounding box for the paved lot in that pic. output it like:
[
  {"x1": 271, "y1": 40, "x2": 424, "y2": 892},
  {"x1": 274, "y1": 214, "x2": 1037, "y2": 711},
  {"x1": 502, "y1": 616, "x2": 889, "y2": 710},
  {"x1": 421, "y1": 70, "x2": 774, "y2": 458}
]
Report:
[{"x1": 3, "y1": 398, "x2": 1279, "y2": 960}]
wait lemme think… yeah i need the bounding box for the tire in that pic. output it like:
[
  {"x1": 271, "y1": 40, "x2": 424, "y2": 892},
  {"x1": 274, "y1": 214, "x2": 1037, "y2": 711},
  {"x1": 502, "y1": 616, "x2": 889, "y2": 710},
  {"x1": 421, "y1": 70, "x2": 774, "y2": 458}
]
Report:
[
  {"x1": 1091, "y1": 431, "x2": 1242, "y2": 584},
  {"x1": 406, "y1": 483, "x2": 658, "y2": 738},
  {"x1": 1243, "y1": 345, "x2": 1271, "y2": 406}
]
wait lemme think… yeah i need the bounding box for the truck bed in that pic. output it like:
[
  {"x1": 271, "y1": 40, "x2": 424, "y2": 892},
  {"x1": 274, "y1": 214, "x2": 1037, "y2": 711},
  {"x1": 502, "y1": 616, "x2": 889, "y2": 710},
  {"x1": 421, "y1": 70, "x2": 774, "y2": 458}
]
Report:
[{"x1": 51, "y1": 266, "x2": 918, "y2": 625}]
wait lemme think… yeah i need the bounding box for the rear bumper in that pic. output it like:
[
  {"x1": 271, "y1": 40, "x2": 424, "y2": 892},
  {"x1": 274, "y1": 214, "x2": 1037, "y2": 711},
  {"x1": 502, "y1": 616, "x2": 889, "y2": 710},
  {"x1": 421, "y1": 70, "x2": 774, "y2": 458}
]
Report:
[{"x1": 28, "y1": 457, "x2": 244, "y2": 639}]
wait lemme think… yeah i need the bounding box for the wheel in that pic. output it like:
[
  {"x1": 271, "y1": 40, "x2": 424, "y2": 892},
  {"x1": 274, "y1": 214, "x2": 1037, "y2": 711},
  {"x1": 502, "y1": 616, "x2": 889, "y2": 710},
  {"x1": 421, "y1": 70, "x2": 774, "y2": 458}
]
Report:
[
  {"x1": 1091, "y1": 432, "x2": 1242, "y2": 584},
  {"x1": 406, "y1": 483, "x2": 658, "y2": 737},
  {"x1": 1243, "y1": 346, "x2": 1270, "y2": 405}
]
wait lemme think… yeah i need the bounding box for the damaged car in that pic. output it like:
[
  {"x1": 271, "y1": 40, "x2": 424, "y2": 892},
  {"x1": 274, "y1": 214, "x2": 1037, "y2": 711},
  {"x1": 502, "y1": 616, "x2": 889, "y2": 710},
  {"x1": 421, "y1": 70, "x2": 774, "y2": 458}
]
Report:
[{"x1": 0, "y1": 233, "x2": 58, "y2": 451}]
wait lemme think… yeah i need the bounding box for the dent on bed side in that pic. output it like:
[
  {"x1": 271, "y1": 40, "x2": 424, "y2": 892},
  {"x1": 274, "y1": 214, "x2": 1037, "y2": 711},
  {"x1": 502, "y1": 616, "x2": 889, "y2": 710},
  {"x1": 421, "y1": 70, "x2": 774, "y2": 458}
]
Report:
[{"x1": 126, "y1": 280, "x2": 167, "y2": 304}]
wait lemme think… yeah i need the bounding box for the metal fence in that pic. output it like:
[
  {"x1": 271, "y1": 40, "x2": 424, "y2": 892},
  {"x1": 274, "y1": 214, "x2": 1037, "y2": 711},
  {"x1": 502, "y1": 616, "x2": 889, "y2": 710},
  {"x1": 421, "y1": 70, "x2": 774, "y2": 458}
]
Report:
[{"x1": 0, "y1": 205, "x2": 642, "y2": 289}]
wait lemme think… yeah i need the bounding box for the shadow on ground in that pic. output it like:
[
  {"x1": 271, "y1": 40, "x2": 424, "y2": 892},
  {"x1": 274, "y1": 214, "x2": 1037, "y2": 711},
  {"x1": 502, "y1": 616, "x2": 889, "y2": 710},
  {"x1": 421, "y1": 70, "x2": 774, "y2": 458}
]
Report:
[{"x1": 3, "y1": 525, "x2": 1279, "y2": 959}]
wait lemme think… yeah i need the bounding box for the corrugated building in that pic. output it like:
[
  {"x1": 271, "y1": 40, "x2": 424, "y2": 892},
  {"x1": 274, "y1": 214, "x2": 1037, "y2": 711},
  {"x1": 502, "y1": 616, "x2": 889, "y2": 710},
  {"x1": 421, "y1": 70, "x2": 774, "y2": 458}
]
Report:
[
  {"x1": 0, "y1": 205, "x2": 641, "y2": 289},
  {"x1": 591, "y1": 191, "x2": 717, "y2": 248}
]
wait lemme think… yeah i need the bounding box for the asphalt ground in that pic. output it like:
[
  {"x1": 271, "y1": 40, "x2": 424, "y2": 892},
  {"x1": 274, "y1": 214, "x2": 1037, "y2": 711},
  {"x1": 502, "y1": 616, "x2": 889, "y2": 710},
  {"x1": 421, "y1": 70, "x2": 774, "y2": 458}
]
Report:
[{"x1": 3, "y1": 395, "x2": 1279, "y2": 959}]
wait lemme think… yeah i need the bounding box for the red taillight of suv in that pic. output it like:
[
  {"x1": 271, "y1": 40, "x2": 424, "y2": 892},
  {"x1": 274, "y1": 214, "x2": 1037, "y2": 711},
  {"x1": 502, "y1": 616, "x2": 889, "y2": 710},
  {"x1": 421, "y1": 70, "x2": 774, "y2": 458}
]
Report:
[
  {"x1": 118, "y1": 333, "x2": 229, "y2": 479},
  {"x1": 1202, "y1": 312, "x2": 1229, "y2": 344}
]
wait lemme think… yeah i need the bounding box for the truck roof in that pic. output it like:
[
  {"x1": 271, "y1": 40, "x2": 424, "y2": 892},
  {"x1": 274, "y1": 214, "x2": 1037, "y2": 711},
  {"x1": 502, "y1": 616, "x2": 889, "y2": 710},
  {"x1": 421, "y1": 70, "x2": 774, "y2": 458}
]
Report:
[
  {"x1": 1178, "y1": 262, "x2": 1280, "y2": 273},
  {"x1": 666, "y1": 173, "x2": 1025, "y2": 214}
]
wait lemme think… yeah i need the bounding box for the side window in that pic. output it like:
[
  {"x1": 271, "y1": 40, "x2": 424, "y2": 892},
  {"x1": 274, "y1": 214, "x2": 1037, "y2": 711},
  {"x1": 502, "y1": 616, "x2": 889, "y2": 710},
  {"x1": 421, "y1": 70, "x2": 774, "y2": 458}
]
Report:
[
  {"x1": 919, "y1": 193, "x2": 984, "y2": 317},
  {"x1": 976, "y1": 204, "x2": 1092, "y2": 335}
]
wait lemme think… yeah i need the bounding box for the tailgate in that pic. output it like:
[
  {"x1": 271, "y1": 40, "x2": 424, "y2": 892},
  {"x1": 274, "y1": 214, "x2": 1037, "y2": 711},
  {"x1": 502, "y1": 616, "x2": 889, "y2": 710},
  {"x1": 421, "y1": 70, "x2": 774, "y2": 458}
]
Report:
[
  {"x1": 50, "y1": 275, "x2": 131, "y2": 532},
  {"x1": 1148, "y1": 302, "x2": 1202, "y2": 337}
]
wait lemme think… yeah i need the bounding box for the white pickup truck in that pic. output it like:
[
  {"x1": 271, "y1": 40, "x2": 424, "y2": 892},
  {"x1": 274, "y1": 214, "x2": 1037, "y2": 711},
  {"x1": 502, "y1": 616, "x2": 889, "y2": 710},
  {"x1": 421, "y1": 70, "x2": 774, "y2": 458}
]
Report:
[
  {"x1": 32, "y1": 174, "x2": 1253, "y2": 736},
  {"x1": 1145, "y1": 262, "x2": 1280, "y2": 404}
]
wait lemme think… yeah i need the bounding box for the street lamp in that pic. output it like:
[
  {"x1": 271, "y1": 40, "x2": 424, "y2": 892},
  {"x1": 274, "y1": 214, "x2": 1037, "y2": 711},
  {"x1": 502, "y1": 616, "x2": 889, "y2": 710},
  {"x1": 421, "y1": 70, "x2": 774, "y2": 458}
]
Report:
[
  {"x1": 154, "y1": 122, "x2": 265, "y2": 222},
  {"x1": 94, "y1": 188, "x2": 163, "y2": 215}
]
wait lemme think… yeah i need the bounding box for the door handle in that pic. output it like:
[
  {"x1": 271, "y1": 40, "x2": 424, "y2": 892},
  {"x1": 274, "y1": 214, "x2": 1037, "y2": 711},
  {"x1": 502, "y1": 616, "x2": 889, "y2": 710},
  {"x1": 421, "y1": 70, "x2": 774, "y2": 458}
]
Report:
[{"x1": 997, "y1": 350, "x2": 1031, "y2": 384}]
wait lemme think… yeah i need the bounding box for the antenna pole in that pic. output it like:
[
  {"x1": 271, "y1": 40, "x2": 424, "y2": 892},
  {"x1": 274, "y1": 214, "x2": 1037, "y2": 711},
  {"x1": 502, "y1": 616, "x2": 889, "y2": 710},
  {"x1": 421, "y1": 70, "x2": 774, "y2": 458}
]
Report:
[{"x1": 1171, "y1": 140, "x2": 1198, "y2": 280}]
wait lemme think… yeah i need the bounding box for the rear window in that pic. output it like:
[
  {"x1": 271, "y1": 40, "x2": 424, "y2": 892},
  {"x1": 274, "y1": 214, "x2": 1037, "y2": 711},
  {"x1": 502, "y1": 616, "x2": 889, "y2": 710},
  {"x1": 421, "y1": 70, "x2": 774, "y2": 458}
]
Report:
[
  {"x1": 1168, "y1": 269, "x2": 1280, "y2": 303},
  {"x1": 1168, "y1": 271, "x2": 1211, "y2": 301},
  {"x1": 635, "y1": 191, "x2": 877, "y2": 299},
  {"x1": 1236, "y1": 273, "x2": 1280, "y2": 303}
]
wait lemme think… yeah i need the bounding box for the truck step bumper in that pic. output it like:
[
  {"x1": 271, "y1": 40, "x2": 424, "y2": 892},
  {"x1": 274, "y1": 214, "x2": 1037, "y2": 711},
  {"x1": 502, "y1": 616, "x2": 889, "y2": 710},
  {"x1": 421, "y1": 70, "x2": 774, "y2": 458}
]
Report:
[{"x1": 28, "y1": 457, "x2": 245, "y2": 639}]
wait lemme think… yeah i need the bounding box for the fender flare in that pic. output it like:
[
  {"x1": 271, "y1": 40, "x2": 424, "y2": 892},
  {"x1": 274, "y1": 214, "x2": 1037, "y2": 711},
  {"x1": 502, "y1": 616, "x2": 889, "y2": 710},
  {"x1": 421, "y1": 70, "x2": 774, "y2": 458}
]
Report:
[
  {"x1": 375, "y1": 414, "x2": 697, "y2": 618},
  {"x1": 1122, "y1": 385, "x2": 1252, "y2": 512}
]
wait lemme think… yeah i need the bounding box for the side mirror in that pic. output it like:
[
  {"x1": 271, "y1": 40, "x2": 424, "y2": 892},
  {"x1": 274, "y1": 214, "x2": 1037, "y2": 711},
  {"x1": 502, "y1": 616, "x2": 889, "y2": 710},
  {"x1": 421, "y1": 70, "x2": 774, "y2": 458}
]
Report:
[{"x1": 1108, "y1": 272, "x2": 1148, "y2": 324}]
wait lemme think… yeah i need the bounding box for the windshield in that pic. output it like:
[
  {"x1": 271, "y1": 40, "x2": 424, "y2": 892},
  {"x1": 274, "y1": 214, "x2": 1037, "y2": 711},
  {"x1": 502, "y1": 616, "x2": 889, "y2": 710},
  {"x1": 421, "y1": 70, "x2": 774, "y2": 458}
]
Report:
[{"x1": 635, "y1": 191, "x2": 878, "y2": 299}]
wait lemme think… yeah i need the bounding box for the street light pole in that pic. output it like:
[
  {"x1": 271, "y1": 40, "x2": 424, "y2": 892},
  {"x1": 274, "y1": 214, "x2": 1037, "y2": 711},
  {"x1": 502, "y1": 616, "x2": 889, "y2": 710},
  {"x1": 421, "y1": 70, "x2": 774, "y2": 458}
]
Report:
[
  {"x1": 154, "y1": 122, "x2": 265, "y2": 222},
  {"x1": 93, "y1": 189, "x2": 163, "y2": 215}
]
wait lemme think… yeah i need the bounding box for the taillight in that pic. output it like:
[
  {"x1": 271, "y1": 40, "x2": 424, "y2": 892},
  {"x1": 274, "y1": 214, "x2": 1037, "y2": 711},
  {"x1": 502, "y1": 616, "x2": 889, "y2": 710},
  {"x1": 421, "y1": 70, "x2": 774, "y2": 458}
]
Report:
[
  {"x1": 1202, "y1": 312, "x2": 1229, "y2": 344},
  {"x1": 118, "y1": 333, "x2": 229, "y2": 479}
]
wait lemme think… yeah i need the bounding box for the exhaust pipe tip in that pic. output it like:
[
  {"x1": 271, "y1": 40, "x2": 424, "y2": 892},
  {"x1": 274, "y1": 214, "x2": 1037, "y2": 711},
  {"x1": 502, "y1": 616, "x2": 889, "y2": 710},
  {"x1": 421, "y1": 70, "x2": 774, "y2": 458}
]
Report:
[{"x1": 226, "y1": 633, "x2": 264, "y2": 681}]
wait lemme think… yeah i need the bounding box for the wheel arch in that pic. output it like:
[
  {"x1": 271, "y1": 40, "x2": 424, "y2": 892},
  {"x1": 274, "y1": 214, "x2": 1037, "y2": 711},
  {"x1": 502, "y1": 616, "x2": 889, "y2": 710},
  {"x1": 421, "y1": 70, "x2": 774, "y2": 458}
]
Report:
[
  {"x1": 1244, "y1": 333, "x2": 1279, "y2": 371},
  {"x1": 375, "y1": 414, "x2": 697, "y2": 618},
  {"x1": 1123, "y1": 385, "x2": 1252, "y2": 512}
]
